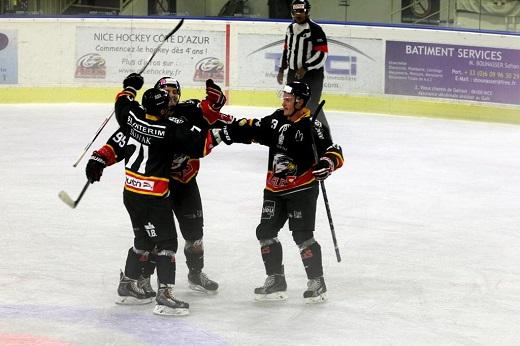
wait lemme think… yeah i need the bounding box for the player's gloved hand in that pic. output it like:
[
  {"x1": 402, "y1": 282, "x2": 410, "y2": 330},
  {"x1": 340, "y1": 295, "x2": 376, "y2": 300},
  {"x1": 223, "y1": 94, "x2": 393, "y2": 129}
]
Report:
[
  {"x1": 295, "y1": 67, "x2": 306, "y2": 80},
  {"x1": 123, "y1": 73, "x2": 144, "y2": 91},
  {"x1": 312, "y1": 157, "x2": 334, "y2": 181},
  {"x1": 277, "y1": 68, "x2": 284, "y2": 85},
  {"x1": 86, "y1": 151, "x2": 107, "y2": 183},
  {"x1": 210, "y1": 127, "x2": 233, "y2": 145},
  {"x1": 205, "y1": 79, "x2": 226, "y2": 111}
]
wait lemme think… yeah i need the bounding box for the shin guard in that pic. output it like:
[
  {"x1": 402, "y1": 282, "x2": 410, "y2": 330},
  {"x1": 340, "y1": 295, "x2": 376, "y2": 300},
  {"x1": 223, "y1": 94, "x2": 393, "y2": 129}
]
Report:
[
  {"x1": 259, "y1": 238, "x2": 283, "y2": 276},
  {"x1": 156, "y1": 250, "x2": 176, "y2": 285},
  {"x1": 299, "y1": 239, "x2": 323, "y2": 279},
  {"x1": 184, "y1": 239, "x2": 204, "y2": 273}
]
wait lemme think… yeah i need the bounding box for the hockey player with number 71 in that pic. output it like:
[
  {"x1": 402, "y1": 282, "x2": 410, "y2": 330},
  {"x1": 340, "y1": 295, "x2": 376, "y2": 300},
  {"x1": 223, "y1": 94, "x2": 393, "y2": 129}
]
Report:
[
  {"x1": 84, "y1": 74, "x2": 224, "y2": 316},
  {"x1": 211, "y1": 81, "x2": 344, "y2": 303}
]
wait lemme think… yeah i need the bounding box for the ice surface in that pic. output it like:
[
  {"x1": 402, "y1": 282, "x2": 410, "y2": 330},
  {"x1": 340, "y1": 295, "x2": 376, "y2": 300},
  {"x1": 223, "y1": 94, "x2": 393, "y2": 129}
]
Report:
[{"x1": 0, "y1": 104, "x2": 519, "y2": 345}]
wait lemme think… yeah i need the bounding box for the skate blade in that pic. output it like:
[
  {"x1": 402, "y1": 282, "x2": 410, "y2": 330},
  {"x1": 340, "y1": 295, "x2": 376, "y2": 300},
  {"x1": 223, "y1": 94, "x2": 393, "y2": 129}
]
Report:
[
  {"x1": 189, "y1": 283, "x2": 218, "y2": 295},
  {"x1": 153, "y1": 304, "x2": 189, "y2": 316},
  {"x1": 115, "y1": 296, "x2": 153, "y2": 305},
  {"x1": 254, "y1": 291, "x2": 288, "y2": 302},
  {"x1": 304, "y1": 293, "x2": 327, "y2": 304}
]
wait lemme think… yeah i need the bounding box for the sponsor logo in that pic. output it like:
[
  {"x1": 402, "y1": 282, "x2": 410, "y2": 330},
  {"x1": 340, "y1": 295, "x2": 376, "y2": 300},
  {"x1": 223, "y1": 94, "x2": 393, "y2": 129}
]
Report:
[
  {"x1": 248, "y1": 38, "x2": 376, "y2": 77},
  {"x1": 289, "y1": 210, "x2": 303, "y2": 219},
  {"x1": 144, "y1": 222, "x2": 157, "y2": 237},
  {"x1": 193, "y1": 57, "x2": 224, "y2": 82},
  {"x1": 261, "y1": 200, "x2": 276, "y2": 219},
  {"x1": 125, "y1": 176, "x2": 154, "y2": 191},
  {"x1": 75, "y1": 53, "x2": 106, "y2": 79},
  {"x1": 127, "y1": 115, "x2": 166, "y2": 138}
]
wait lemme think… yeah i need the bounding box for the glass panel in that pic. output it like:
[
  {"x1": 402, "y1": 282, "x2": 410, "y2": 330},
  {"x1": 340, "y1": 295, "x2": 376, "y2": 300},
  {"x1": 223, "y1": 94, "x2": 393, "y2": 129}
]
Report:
[{"x1": 0, "y1": 0, "x2": 518, "y2": 33}]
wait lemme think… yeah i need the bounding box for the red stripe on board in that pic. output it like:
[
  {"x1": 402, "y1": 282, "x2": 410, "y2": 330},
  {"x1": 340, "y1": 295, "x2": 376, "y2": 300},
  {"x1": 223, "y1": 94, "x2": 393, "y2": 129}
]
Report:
[{"x1": 225, "y1": 23, "x2": 231, "y2": 103}]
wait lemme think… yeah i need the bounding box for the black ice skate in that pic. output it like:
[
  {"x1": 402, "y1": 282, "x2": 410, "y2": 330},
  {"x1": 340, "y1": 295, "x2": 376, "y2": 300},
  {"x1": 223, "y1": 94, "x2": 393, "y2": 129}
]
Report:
[
  {"x1": 153, "y1": 285, "x2": 189, "y2": 316},
  {"x1": 188, "y1": 271, "x2": 219, "y2": 294},
  {"x1": 116, "y1": 271, "x2": 153, "y2": 305},
  {"x1": 303, "y1": 276, "x2": 327, "y2": 304},
  {"x1": 137, "y1": 275, "x2": 157, "y2": 298},
  {"x1": 254, "y1": 273, "x2": 288, "y2": 302}
]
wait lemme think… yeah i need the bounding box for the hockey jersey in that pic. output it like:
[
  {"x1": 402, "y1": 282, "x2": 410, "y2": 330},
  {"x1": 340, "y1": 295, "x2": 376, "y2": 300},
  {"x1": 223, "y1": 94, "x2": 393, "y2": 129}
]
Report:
[
  {"x1": 229, "y1": 107, "x2": 343, "y2": 194},
  {"x1": 104, "y1": 88, "x2": 216, "y2": 197}
]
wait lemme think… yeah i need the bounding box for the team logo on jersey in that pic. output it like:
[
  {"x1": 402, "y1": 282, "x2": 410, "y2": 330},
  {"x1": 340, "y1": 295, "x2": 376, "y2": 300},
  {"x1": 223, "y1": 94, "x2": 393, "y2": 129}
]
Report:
[
  {"x1": 273, "y1": 153, "x2": 297, "y2": 177},
  {"x1": 75, "y1": 53, "x2": 106, "y2": 79},
  {"x1": 277, "y1": 124, "x2": 291, "y2": 146},
  {"x1": 295, "y1": 130, "x2": 304, "y2": 142}
]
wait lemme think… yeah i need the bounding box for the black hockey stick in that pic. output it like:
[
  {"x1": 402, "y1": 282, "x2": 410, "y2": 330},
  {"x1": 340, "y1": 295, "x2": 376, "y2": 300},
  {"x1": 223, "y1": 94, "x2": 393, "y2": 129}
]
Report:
[
  {"x1": 72, "y1": 18, "x2": 185, "y2": 168},
  {"x1": 58, "y1": 181, "x2": 90, "y2": 209},
  {"x1": 310, "y1": 100, "x2": 341, "y2": 263}
]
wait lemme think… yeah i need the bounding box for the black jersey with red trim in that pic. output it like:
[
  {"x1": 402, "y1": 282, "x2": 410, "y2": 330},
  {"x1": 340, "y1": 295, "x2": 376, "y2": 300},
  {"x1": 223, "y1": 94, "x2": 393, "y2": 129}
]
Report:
[
  {"x1": 110, "y1": 88, "x2": 216, "y2": 197},
  {"x1": 231, "y1": 107, "x2": 343, "y2": 194},
  {"x1": 167, "y1": 99, "x2": 233, "y2": 183}
]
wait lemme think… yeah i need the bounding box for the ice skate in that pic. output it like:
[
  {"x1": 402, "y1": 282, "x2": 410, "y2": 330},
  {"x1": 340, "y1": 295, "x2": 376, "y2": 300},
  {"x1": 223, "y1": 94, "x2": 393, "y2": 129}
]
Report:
[
  {"x1": 303, "y1": 276, "x2": 327, "y2": 304},
  {"x1": 153, "y1": 285, "x2": 189, "y2": 316},
  {"x1": 116, "y1": 271, "x2": 153, "y2": 305},
  {"x1": 254, "y1": 273, "x2": 288, "y2": 302},
  {"x1": 137, "y1": 275, "x2": 156, "y2": 298},
  {"x1": 188, "y1": 271, "x2": 219, "y2": 294}
]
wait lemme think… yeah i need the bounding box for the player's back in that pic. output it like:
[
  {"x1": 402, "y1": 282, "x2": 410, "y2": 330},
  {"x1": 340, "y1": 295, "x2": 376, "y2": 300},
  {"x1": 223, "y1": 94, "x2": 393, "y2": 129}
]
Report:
[{"x1": 123, "y1": 111, "x2": 173, "y2": 197}]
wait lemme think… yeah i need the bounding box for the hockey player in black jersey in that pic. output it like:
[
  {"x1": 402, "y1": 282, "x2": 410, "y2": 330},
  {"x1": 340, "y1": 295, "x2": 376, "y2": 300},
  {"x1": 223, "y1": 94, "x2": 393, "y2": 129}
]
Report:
[
  {"x1": 212, "y1": 81, "x2": 344, "y2": 303},
  {"x1": 85, "y1": 74, "x2": 220, "y2": 316},
  {"x1": 136, "y1": 76, "x2": 233, "y2": 294}
]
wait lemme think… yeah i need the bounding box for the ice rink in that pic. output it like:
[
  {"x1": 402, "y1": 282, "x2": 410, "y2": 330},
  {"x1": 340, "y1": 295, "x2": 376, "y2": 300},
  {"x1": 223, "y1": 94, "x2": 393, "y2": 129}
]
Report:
[{"x1": 1, "y1": 103, "x2": 519, "y2": 345}]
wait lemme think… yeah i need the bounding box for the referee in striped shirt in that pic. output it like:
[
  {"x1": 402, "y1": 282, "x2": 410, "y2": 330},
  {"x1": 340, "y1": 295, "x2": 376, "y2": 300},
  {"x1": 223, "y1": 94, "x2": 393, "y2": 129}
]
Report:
[{"x1": 277, "y1": 0, "x2": 329, "y2": 127}]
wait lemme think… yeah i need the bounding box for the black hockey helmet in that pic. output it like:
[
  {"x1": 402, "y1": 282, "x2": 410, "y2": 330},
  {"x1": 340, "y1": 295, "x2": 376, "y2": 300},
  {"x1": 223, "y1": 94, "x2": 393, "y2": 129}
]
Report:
[
  {"x1": 291, "y1": 0, "x2": 311, "y2": 12},
  {"x1": 142, "y1": 88, "x2": 169, "y2": 116},
  {"x1": 283, "y1": 81, "x2": 311, "y2": 105},
  {"x1": 154, "y1": 76, "x2": 181, "y2": 96}
]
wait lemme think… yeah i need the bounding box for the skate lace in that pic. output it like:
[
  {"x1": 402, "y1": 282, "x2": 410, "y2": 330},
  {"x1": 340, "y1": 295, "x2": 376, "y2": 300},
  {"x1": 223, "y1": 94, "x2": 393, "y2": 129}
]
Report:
[
  {"x1": 138, "y1": 277, "x2": 153, "y2": 291},
  {"x1": 263, "y1": 275, "x2": 276, "y2": 288},
  {"x1": 306, "y1": 278, "x2": 321, "y2": 291},
  {"x1": 131, "y1": 281, "x2": 146, "y2": 295},
  {"x1": 199, "y1": 272, "x2": 210, "y2": 285}
]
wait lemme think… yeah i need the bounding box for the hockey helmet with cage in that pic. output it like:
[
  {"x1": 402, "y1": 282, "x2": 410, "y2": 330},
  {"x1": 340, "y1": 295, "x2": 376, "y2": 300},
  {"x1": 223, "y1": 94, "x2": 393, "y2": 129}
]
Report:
[
  {"x1": 291, "y1": 0, "x2": 311, "y2": 13},
  {"x1": 142, "y1": 88, "x2": 169, "y2": 116},
  {"x1": 283, "y1": 81, "x2": 311, "y2": 106},
  {"x1": 154, "y1": 76, "x2": 181, "y2": 96}
]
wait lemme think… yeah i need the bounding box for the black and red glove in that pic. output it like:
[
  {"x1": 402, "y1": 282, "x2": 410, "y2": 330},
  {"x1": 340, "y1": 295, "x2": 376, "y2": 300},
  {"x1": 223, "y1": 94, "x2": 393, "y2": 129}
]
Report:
[
  {"x1": 85, "y1": 145, "x2": 116, "y2": 183},
  {"x1": 205, "y1": 79, "x2": 226, "y2": 111},
  {"x1": 312, "y1": 157, "x2": 334, "y2": 181}
]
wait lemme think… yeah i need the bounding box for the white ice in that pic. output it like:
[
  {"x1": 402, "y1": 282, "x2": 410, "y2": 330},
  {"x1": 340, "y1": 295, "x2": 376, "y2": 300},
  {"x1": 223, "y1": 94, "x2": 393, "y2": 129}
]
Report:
[{"x1": 0, "y1": 104, "x2": 519, "y2": 345}]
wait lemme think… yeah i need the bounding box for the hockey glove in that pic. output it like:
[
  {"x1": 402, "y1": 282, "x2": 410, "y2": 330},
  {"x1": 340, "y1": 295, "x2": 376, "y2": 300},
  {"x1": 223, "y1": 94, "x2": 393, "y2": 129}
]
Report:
[
  {"x1": 210, "y1": 127, "x2": 233, "y2": 145},
  {"x1": 205, "y1": 79, "x2": 226, "y2": 111},
  {"x1": 123, "y1": 73, "x2": 144, "y2": 91},
  {"x1": 85, "y1": 145, "x2": 116, "y2": 183},
  {"x1": 312, "y1": 157, "x2": 334, "y2": 181}
]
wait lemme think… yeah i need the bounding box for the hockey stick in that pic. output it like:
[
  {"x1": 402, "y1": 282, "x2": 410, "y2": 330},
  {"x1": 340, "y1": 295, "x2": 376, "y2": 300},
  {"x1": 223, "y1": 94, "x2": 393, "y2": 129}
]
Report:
[
  {"x1": 72, "y1": 18, "x2": 185, "y2": 168},
  {"x1": 58, "y1": 181, "x2": 90, "y2": 209},
  {"x1": 310, "y1": 100, "x2": 341, "y2": 263}
]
